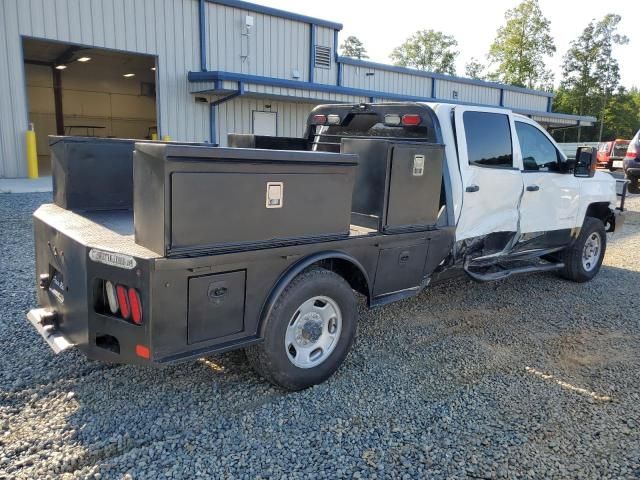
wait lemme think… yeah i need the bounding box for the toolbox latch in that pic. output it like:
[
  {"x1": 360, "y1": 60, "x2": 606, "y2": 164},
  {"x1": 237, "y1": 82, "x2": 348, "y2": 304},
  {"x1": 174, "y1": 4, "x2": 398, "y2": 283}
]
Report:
[{"x1": 266, "y1": 182, "x2": 284, "y2": 208}]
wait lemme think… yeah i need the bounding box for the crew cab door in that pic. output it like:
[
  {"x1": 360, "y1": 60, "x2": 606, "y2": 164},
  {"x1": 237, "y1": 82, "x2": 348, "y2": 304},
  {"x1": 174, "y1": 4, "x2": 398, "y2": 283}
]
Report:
[
  {"x1": 453, "y1": 106, "x2": 523, "y2": 243},
  {"x1": 514, "y1": 118, "x2": 579, "y2": 239}
]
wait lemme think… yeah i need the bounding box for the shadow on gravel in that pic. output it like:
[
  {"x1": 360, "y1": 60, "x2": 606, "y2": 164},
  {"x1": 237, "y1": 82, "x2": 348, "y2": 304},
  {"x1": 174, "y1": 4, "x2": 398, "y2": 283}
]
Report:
[
  {"x1": 3, "y1": 193, "x2": 640, "y2": 479},
  {"x1": 33, "y1": 264, "x2": 638, "y2": 478}
]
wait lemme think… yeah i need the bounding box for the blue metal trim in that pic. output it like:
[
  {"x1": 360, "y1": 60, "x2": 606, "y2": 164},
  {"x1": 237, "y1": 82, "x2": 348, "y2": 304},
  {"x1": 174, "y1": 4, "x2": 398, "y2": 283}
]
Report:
[
  {"x1": 189, "y1": 70, "x2": 431, "y2": 101},
  {"x1": 309, "y1": 24, "x2": 316, "y2": 83},
  {"x1": 336, "y1": 56, "x2": 555, "y2": 98},
  {"x1": 499, "y1": 89, "x2": 504, "y2": 107},
  {"x1": 430, "y1": 78, "x2": 436, "y2": 98},
  {"x1": 210, "y1": 82, "x2": 244, "y2": 106},
  {"x1": 209, "y1": 102, "x2": 216, "y2": 143},
  {"x1": 333, "y1": 30, "x2": 339, "y2": 58},
  {"x1": 187, "y1": 71, "x2": 595, "y2": 123},
  {"x1": 199, "y1": 0, "x2": 207, "y2": 71},
  {"x1": 205, "y1": 0, "x2": 343, "y2": 30},
  {"x1": 369, "y1": 97, "x2": 374, "y2": 103},
  {"x1": 337, "y1": 61, "x2": 342, "y2": 87},
  {"x1": 546, "y1": 96, "x2": 552, "y2": 112},
  {"x1": 208, "y1": 81, "x2": 245, "y2": 143}
]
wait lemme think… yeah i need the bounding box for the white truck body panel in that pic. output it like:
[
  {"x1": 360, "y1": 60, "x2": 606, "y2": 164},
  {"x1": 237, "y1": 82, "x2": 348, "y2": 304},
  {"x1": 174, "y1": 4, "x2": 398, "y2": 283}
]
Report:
[{"x1": 425, "y1": 102, "x2": 617, "y2": 242}]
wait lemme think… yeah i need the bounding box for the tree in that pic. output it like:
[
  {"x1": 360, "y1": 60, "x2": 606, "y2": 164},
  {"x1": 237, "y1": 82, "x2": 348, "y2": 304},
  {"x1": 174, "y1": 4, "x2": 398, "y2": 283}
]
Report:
[
  {"x1": 390, "y1": 30, "x2": 458, "y2": 75},
  {"x1": 601, "y1": 87, "x2": 640, "y2": 140},
  {"x1": 465, "y1": 58, "x2": 485, "y2": 79},
  {"x1": 487, "y1": 0, "x2": 555, "y2": 90},
  {"x1": 554, "y1": 14, "x2": 629, "y2": 141},
  {"x1": 340, "y1": 36, "x2": 368, "y2": 60}
]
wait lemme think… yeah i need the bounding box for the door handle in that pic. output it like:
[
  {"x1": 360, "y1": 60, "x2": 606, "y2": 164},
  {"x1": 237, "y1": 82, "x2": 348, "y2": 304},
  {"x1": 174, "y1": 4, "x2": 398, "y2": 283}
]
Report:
[
  {"x1": 526, "y1": 185, "x2": 540, "y2": 192},
  {"x1": 465, "y1": 185, "x2": 480, "y2": 193}
]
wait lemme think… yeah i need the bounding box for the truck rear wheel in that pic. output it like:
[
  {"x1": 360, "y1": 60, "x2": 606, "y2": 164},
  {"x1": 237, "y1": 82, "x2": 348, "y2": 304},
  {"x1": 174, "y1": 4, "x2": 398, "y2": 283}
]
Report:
[
  {"x1": 558, "y1": 217, "x2": 606, "y2": 283},
  {"x1": 628, "y1": 177, "x2": 640, "y2": 194},
  {"x1": 246, "y1": 268, "x2": 357, "y2": 391}
]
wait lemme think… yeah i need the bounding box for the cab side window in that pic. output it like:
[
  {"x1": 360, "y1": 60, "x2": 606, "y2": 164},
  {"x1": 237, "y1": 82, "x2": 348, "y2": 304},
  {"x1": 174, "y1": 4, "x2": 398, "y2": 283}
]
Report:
[
  {"x1": 463, "y1": 111, "x2": 513, "y2": 168},
  {"x1": 515, "y1": 121, "x2": 561, "y2": 172}
]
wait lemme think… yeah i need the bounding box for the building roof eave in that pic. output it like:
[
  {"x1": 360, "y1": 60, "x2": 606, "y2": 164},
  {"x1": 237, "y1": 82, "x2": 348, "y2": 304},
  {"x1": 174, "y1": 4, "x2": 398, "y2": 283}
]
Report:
[{"x1": 188, "y1": 70, "x2": 594, "y2": 127}]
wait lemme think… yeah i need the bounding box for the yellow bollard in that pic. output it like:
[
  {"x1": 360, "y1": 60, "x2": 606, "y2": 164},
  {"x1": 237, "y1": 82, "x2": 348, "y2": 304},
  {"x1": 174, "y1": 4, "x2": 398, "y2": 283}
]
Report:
[
  {"x1": 162, "y1": 135, "x2": 172, "y2": 142},
  {"x1": 26, "y1": 123, "x2": 39, "y2": 179},
  {"x1": 151, "y1": 133, "x2": 158, "y2": 140}
]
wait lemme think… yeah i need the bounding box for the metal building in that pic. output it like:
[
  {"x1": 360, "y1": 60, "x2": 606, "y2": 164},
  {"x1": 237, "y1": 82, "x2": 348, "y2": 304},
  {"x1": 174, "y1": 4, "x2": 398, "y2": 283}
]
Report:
[{"x1": 0, "y1": 0, "x2": 595, "y2": 178}]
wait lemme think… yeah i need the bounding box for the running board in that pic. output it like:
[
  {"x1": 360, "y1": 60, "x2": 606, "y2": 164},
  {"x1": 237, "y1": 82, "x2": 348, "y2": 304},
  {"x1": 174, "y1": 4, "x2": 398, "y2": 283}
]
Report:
[{"x1": 463, "y1": 261, "x2": 565, "y2": 282}]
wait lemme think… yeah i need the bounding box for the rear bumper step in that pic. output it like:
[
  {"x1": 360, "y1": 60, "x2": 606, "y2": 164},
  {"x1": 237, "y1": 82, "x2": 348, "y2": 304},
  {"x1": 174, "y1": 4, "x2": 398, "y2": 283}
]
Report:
[{"x1": 26, "y1": 308, "x2": 75, "y2": 354}]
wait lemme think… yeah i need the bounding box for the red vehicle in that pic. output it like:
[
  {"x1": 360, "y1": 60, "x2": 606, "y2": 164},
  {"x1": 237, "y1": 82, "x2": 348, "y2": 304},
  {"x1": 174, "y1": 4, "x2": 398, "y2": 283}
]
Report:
[{"x1": 597, "y1": 139, "x2": 630, "y2": 170}]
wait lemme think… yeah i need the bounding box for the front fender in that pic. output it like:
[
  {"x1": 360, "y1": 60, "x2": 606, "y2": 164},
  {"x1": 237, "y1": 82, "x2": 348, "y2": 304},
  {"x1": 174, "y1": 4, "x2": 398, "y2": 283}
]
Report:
[{"x1": 575, "y1": 172, "x2": 617, "y2": 228}]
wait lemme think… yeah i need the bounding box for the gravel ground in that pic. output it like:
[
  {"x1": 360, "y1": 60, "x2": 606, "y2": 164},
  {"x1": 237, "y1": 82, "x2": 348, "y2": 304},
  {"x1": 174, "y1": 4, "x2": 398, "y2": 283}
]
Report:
[{"x1": 1, "y1": 192, "x2": 639, "y2": 479}]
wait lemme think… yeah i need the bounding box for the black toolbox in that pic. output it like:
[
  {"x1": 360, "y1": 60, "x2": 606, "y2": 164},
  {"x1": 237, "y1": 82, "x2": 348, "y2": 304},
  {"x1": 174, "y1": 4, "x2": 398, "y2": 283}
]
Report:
[
  {"x1": 50, "y1": 136, "x2": 136, "y2": 211},
  {"x1": 341, "y1": 138, "x2": 444, "y2": 232},
  {"x1": 133, "y1": 142, "x2": 358, "y2": 256}
]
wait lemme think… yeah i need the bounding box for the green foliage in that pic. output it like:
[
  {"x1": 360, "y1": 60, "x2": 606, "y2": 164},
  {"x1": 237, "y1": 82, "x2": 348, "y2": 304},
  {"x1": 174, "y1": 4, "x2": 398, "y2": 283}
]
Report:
[
  {"x1": 464, "y1": 58, "x2": 485, "y2": 80},
  {"x1": 390, "y1": 30, "x2": 458, "y2": 74},
  {"x1": 340, "y1": 36, "x2": 368, "y2": 60},
  {"x1": 552, "y1": 14, "x2": 632, "y2": 141},
  {"x1": 602, "y1": 87, "x2": 640, "y2": 140},
  {"x1": 487, "y1": 0, "x2": 555, "y2": 90}
]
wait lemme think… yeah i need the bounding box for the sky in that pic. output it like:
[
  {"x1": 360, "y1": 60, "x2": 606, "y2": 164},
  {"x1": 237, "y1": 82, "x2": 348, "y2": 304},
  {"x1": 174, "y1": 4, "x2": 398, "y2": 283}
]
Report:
[{"x1": 258, "y1": 0, "x2": 639, "y2": 89}]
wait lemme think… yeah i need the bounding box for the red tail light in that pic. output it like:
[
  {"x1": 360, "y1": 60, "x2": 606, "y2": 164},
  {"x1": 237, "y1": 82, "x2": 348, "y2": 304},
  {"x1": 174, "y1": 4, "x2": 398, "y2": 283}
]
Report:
[
  {"x1": 116, "y1": 285, "x2": 130, "y2": 320},
  {"x1": 627, "y1": 143, "x2": 637, "y2": 159},
  {"x1": 311, "y1": 114, "x2": 327, "y2": 125},
  {"x1": 128, "y1": 288, "x2": 143, "y2": 325},
  {"x1": 401, "y1": 114, "x2": 422, "y2": 126}
]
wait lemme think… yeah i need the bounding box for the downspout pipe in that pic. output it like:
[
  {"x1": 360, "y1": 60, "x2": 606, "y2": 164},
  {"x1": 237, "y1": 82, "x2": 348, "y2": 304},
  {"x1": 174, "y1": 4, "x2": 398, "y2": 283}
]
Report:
[
  {"x1": 199, "y1": 0, "x2": 207, "y2": 71},
  {"x1": 209, "y1": 82, "x2": 245, "y2": 144}
]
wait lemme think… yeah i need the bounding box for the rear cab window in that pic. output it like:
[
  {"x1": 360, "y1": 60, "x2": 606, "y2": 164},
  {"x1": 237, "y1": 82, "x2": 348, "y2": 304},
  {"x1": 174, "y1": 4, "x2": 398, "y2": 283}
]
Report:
[{"x1": 462, "y1": 111, "x2": 513, "y2": 168}]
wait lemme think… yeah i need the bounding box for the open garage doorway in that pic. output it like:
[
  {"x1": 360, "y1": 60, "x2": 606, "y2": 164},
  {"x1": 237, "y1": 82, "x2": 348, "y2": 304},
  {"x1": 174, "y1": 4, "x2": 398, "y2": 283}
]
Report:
[{"x1": 22, "y1": 38, "x2": 157, "y2": 175}]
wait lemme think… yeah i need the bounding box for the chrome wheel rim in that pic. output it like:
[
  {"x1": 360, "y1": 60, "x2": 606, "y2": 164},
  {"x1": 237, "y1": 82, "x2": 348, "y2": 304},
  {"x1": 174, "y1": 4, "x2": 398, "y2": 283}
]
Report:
[
  {"x1": 582, "y1": 232, "x2": 602, "y2": 272},
  {"x1": 285, "y1": 296, "x2": 342, "y2": 369}
]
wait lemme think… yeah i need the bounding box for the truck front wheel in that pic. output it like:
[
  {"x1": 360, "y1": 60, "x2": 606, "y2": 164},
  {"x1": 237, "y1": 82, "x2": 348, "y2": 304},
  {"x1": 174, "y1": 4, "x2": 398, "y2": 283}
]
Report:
[
  {"x1": 246, "y1": 268, "x2": 358, "y2": 391},
  {"x1": 558, "y1": 217, "x2": 606, "y2": 283}
]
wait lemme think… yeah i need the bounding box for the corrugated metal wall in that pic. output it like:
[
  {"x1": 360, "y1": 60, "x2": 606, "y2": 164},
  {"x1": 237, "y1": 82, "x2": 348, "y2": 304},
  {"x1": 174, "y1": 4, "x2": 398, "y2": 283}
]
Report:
[
  {"x1": 435, "y1": 79, "x2": 501, "y2": 105},
  {"x1": 0, "y1": 0, "x2": 210, "y2": 178},
  {"x1": 341, "y1": 65, "x2": 432, "y2": 98},
  {"x1": 312, "y1": 26, "x2": 337, "y2": 85},
  {"x1": 215, "y1": 97, "x2": 317, "y2": 143},
  {"x1": 205, "y1": 3, "x2": 310, "y2": 82},
  {"x1": 503, "y1": 90, "x2": 548, "y2": 112},
  {"x1": 0, "y1": 0, "x2": 560, "y2": 177}
]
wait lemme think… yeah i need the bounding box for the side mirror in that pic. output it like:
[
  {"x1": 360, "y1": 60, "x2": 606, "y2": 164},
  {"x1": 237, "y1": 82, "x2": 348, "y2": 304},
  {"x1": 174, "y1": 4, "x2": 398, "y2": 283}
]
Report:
[
  {"x1": 574, "y1": 146, "x2": 597, "y2": 178},
  {"x1": 562, "y1": 157, "x2": 577, "y2": 173}
]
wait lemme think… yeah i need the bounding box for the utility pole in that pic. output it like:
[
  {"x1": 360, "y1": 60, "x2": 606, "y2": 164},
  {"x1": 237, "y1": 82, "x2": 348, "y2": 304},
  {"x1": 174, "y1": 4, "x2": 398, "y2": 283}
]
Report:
[{"x1": 598, "y1": 53, "x2": 611, "y2": 143}]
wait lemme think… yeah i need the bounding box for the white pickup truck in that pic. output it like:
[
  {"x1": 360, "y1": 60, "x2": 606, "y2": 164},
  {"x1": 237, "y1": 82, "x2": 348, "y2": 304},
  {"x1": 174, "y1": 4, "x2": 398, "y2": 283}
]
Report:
[{"x1": 27, "y1": 102, "x2": 625, "y2": 390}]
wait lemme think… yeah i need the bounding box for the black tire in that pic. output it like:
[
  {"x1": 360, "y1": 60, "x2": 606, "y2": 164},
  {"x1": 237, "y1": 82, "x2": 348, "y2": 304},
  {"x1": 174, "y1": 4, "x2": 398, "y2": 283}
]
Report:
[
  {"x1": 245, "y1": 268, "x2": 357, "y2": 391},
  {"x1": 558, "y1": 217, "x2": 606, "y2": 283},
  {"x1": 627, "y1": 177, "x2": 640, "y2": 194}
]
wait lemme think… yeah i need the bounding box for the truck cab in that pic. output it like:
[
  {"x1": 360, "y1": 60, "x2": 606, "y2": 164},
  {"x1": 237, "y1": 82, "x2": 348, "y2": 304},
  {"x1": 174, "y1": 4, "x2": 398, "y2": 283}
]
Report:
[{"x1": 307, "y1": 102, "x2": 621, "y2": 265}]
